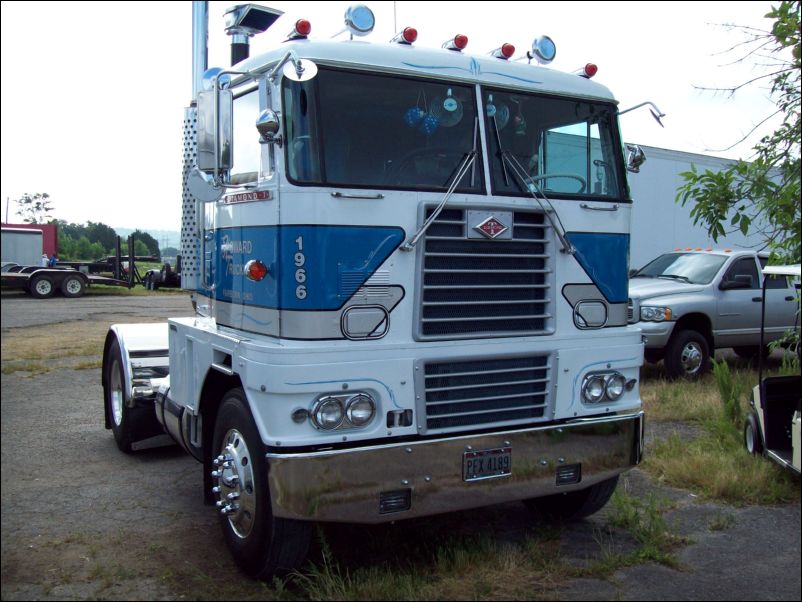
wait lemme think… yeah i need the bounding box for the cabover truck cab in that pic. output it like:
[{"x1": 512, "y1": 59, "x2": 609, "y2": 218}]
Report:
[{"x1": 102, "y1": 3, "x2": 645, "y2": 578}]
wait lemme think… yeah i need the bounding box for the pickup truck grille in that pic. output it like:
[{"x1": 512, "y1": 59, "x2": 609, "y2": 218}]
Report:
[
  {"x1": 421, "y1": 355, "x2": 551, "y2": 433},
  {"x1": 418, "y1": 208, "x2": 552, "y2": 339}
]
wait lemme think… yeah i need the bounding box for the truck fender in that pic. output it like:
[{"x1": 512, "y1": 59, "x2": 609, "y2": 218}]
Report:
[{"x1": 102, "y1": 323, "x2": 170, "y2": 431}]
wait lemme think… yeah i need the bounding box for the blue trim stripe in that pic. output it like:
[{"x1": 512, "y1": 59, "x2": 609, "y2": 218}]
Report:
[{"x1": 566, "y1": 232, "x2": 630, "y2": 303}]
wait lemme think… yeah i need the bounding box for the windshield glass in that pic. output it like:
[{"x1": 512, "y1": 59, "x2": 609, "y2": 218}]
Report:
[
  {"x1": 483, "y1": 89, "x2": 624, "y2": 198},
  {"x1": 283, "y1": 68, "x2": 482, "y2": 192},
  {"x1": 634, "y1": 253, "x2": 728, "y2": 284}
]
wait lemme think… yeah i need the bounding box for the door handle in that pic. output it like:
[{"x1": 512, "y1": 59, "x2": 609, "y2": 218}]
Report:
[
  {"x1": 786, "y1": 296, "x2": 795, "y2": 301},
  {"x1": 751, "y1": 297, "x2": 762, "y2": 302}
]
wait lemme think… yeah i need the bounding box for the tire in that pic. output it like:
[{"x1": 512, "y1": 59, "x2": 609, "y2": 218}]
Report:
[
  {"x1": 744, "y1": 411, "x2": 764, "y2": 455},
  {"x1": 29, "y1": 274, "x2": 55, "y2": 299},
  {"x1": 61, "y1": 274, "x2": 86, "y2": 298},
  {"x1": 525, "y1": 475, "x2": 619, "y2": 521},
  {"x1": 212, "y1": 388, "x2": 312, "y2": 579},
  {"x1": 664, "y1": 329, "x2": 710, "y2": 379},
  {"x1": 104, "y1": 339, "x2": 162, "y2": 453}
]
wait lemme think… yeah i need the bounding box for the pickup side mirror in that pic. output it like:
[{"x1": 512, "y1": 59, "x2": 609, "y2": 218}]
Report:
[{"x1": 720, "y1": 274, "x2": 753, "y2": 290}]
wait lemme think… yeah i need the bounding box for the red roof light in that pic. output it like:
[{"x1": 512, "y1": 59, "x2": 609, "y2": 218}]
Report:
[
  {"x1": 454, "y1": 34, "x2": 468, "y2": 49},
  {"x1": 295, "y1": 19, "x2": 311, "y2": 36},
  {"x1": 403, "y1": 27, "x2": 417, "y2": 43},
  {"x1": 501, "y1": 43, "x2": 515, "y2": 58}
]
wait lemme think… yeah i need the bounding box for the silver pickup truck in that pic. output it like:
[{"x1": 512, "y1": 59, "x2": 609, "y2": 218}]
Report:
[{"x1": 629, "y1": 250, "x2": 799, "y2": 378}]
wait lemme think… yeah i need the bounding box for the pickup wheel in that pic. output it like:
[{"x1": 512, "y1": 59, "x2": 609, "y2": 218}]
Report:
[
  {"x1": 744, "y1": 411, "x2": 764, "y2": 455},
  {"x1": 61, "y1": 274, "x2": 86, "y2": 298},
  {"x1": 524, "y1": 475, "x2": 619, "y2": 520},
  {"x1": 29, "y1": 274, "x2": 55, "y2": 299},
  {"x1": 664, "y1": 329, "x2": 709, "y2": 379},
  {"x1": 212, "y1": 388, "x2": 312, "y2": 579}
]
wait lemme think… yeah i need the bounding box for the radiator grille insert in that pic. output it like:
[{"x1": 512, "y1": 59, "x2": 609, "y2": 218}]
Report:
[{"x1": 419, "y1": 208, "x2": 552, "y2": 339}]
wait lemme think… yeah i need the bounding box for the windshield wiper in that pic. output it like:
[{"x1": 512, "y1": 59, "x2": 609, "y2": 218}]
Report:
[
  {"x1": 401, "y1": 148, "x2": 478, "y2": 252},
  {"x1": 659, "y1": 274, "x2": 692, "y2": 284},
  {"x1": 501, "y1": 152, "x2": 575, "y2": 255}
]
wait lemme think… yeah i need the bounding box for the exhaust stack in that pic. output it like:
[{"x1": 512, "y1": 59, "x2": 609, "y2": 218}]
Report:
[{"x1": 224, "y1": 4, "x2": 284, "y2": 66}]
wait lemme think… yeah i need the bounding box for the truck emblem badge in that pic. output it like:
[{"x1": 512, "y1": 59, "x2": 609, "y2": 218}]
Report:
[{"x1": 474, "y1": 216, "x2": 508, "y2": 239}]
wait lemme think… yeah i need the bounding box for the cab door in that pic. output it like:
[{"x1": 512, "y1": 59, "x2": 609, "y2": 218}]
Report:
[{"x1": 716, "y1": 256, "x2": 762, "y2": 347}]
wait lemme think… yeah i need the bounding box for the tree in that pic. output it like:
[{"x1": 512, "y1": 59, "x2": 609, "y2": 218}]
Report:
[
  {"x1": 14, "y1": 192, "x2": 53, "y2": 224},
  {"x1": 132, "y1": 229, "x2": 160, "y2": 258},
  {"x1": 676, "y1": 1, "x2": 801, "y2": 264},
  {"x1": 85, "y1": 221, "x2": 118, "y2": 253}
]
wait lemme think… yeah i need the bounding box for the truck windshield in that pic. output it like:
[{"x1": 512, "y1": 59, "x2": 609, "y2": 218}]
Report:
[
  {"x1": 484, "y1": 89, "x2": 624, "y2": 199},
  {"x1": 634, "y1": 253, "x2": 728, "y2": 284},
  {"x1": 283, "y1": 68, "x2": 482, "y2": 192}
]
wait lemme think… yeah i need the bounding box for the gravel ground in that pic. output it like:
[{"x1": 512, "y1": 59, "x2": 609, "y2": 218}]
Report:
[{"x1": 1, "y1": 292, "x2": 799, "y2": 601}]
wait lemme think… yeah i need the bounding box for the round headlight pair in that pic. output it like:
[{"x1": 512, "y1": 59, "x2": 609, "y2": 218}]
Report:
[
  {"x1": 312, "y1": 393, "x2": 376, "y2": 430},
  {"x1": 581, "y1": 372, "x2": 627, "y2": 403}
]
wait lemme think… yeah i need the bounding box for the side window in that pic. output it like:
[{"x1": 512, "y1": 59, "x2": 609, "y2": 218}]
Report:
[
  {"x1": 231, "y1": 88, "x2": 261, "y2": 184},
  {"x1": 724, "y1": 258, "x2": 760, "y2": 289},
  {"x1": 758, "y1": 256, "x2": 789, "y2": 289}
]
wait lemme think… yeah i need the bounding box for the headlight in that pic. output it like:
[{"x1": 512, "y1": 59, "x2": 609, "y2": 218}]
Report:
[
  {"x1": 346, "y1": 394, "x2": 376, "y2": 426},
  {"x1": 312, "y1": 397, "x2": 344, "y2": 430},
  {"x1": 582, "y1": 375, "x2": 606, "y2": 403},
  {"x1": 605, "y1": 373, "x2": 626, "y2": 400},
  {"x1": 640, "y1": 306, "x2": 672, "y2": 322},
  {"x1": 310, "y1": 392, "x2": 377, "y2": 430},
  {"x1": 582, "y1": 371, "x2": 629, "y2": 404}
]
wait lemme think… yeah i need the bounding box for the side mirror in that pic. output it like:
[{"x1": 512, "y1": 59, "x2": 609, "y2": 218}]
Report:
[
  {"x1": 256, "y1": 109, "x2": 282, "y2": 146},
  {"x1": 625, "y1": 144, "x2": 646, "y2": 173},
  {"x1": 197, "y1": 89, "x2": 233, "y2": 174},
  {"x1": 720, "y1": 274, "x2": 753, "y2": 290}
]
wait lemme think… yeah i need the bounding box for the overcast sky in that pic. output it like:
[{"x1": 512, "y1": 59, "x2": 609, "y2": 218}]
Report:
[{"x1": 0, "y1": 1, "x2": 783, "y2": 232}]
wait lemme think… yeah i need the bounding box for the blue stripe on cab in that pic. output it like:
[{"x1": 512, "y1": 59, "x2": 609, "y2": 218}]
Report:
[{"x1": 566, "y1": 232, "x2": 630, "y2": 303}]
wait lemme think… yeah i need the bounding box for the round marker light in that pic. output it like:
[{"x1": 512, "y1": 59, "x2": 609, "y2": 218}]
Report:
[
  {"x1": 313, "y1": 398, "x2": 344, "y2": 430},
  {"x1": 584, "y1": 63, "x2": 598, "y2": 77},
  {"x1": 403, "y1": 27, "x2": 418, "y2": 43},
  {"x1": 244, "y1": 259, "x2": 268, "y2": 281},
  {"x1": 295, "y1": 19, "x2": 311, "y2": 36},
  {"x1": 605, "y1": 373, "x2": 627, "y2": 401},
  {"x1": 502, "y1": 43, "x2": 515, "y2": 58},
  {"x1": 582, "y1": 375, "x2": 606, "y2": 403},
  {"x1": 346, "y1": 394, "x2": 376, "y2": 426},
  {"x1": 454, "y1": 34, "x2": 468, "y2": 49}
]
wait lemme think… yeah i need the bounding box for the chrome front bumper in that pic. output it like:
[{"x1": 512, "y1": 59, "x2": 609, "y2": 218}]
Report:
[{"x1": 266, "y1": 412, "x2": 644, "y2": 523}]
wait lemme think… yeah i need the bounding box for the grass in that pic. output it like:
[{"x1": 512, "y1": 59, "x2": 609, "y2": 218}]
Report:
[{"x1": 640, "y1": 355, "x2": 801, "y2": 505}]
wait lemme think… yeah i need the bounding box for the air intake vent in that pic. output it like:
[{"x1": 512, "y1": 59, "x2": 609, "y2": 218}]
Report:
[{"x1": 418, "y1": 208, "x2": 552, "y2": 339}]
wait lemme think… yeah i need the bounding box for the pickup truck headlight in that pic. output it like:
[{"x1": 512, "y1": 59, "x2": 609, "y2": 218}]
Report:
[{"x1": 640, "y1": 306, "x2": 672, "y2": 322}]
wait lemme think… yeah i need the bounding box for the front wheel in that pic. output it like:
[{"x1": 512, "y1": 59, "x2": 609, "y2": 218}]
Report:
[
  {"x1": 744, "y1": 411, "x2": 764, "y2": 455},
  {"x1": 211, "y1": 389, "x2": 312, "y2": 579},
  {"x1": 524, "y1": 475, "x2": 619, "y2": 521},
  {"x1": 664, "y1": 329, "x2": 710, "y2": 379}
]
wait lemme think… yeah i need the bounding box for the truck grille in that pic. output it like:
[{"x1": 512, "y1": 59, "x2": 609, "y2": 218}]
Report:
[
  {"x1": 422, "y1": 355, "x2": 551, "y2": 433},
  {"x1": 418, "y1": 208, "x2": 552, "y2": 339}
]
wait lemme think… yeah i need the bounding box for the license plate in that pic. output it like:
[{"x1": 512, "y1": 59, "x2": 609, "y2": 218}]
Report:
[{"x1": 463, "y1": 447, "x2": 512, "y2": 482}]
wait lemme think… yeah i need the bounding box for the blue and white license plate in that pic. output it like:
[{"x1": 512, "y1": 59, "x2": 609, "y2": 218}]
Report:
[{"x1": 463, "y1": 447, "x2": 512, "y2": 482}]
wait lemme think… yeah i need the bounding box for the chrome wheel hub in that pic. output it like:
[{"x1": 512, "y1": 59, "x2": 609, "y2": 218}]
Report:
[
  {"x1": 680, "y1": 342, "x2": 703, "y2": 375},
  {"x1": 211, "y1": 429, "x2": 256, "y2": 538}
]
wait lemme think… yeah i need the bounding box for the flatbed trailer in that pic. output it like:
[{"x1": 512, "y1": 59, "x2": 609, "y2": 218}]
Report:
[{"x1": 1, "y1": 265, "x2": 128, "y2": 298}]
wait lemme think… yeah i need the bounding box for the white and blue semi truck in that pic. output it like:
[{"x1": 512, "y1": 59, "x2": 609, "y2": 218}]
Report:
[{"x1": 102, "y1": 2, "x2": 648, "y2": 578}]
